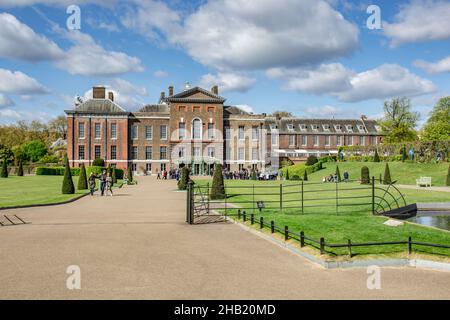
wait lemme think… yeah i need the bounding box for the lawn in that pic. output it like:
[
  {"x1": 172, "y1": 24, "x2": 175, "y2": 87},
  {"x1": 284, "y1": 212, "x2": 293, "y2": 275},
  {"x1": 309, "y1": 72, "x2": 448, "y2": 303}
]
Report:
[
  {"x1": 0, "y1": 176, "x2": 121, "y2": 208},
  {"x1": 194, "y1": 178, "x2": 450, "y2": 258}
]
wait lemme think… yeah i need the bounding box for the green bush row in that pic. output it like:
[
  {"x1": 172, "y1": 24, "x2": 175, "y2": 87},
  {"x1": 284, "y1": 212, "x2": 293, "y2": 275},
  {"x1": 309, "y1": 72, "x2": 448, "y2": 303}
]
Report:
[
  {"x1": 282, "y1": 158, "x2": 326, "y2": 180},
  {"x1": 36, "y1": 166, "x2": 124, "y2": 179}
]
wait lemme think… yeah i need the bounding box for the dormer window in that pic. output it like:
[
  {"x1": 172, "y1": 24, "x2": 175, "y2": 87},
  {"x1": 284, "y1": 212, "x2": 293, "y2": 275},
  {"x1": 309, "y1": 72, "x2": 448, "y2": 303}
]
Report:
[
  {"x1": 335, "y1": 124, "x2": 342, "y2": 132},
  {"x1": 287, "y1": 124, "x2": 294, "y2": 131},
  {"x1": 299, "y1": 124, "x2": 307, "y2": 131},
  {"x1": 358, "y1": 125, "x2": 365, "y2": 132},
  {"x1": 312, "y1": 124, "x2": 320, "y2": 131},
  {"x1": 346, "y1": 125, "x2": 353, "y2": 132},
  {"x1": 323, "y1": 124, "x2": 330, "y2": 131}
]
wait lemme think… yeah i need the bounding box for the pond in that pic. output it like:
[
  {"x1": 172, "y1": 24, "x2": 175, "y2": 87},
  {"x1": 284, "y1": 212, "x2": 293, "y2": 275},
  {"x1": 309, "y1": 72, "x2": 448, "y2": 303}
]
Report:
[{"x1": 407, "y1": 212, "x2": 450, "y2": 231}]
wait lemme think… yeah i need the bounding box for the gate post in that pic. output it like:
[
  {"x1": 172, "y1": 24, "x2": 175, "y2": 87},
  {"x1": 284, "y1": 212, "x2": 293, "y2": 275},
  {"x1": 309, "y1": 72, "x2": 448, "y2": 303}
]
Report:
[
  {"x1": 187, "y1": 181, "x2": 194, "y2": 224},
  {"x1": 371, "y1": 176, "x2": 375, "y2": 215}
]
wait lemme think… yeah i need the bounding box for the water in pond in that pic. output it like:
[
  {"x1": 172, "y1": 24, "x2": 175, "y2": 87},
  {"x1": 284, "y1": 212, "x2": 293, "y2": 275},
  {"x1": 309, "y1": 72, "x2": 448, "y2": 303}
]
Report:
[{"x1": 407, "y1": 212, "x2": 450, "y2": 231}]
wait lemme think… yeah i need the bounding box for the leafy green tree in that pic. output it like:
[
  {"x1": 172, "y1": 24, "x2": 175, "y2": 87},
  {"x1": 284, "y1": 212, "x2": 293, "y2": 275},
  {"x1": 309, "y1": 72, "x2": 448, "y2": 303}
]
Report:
[
  {"x1": 17, "y1": 159, "x2": 24, "y2": 176},
  {"x1": 78, "y1": 164, "x2": 88, "y2": 190},
  {"x1": 383, "y1": 163, "x2": 392, "y2": 185},
  {"x1": 421, "y1": 96, "x2": 450, "y2": 141},
  {"x1": 373, "y1": 149, "x2": 380, "y2": 162},
  {"x1": 22, "y1": 140, "x2": 48, "y2": 162},
  {"x1": 335, "y1": 165, "x2": 341, "y2": 182},
  {"x1": 1, "y1": 157, "x2": 8, "y2": 178},
  {"x1": 361, "y1": 166, "x2": 370, "y2": 184},
  {"x1": 177, "y1": 167, "x2": 190, "y2": 190},
  {"x1": 62, "y1": 155, "x2": 75, "y2": 194},
  {"x1": 379, "y1": 97, "x2": 419, "y2": 143},
  {"x1": 210, "y1": 164, "x2": 226, "y2": 200}
]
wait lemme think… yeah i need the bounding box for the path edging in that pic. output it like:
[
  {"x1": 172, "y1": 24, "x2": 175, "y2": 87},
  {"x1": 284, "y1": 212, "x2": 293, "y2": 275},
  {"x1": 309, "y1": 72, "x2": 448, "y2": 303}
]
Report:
[
  {"x1": 0, "y1": 192, "x2": 90, "y2": 211},
  {"x1": 230, "y1": 218, "x2": 450, "y2": 272}
]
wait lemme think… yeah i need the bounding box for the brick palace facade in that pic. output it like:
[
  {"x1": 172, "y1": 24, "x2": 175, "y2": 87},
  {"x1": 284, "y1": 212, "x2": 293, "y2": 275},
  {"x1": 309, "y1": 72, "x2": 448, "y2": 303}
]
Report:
[{"x1": 65, "y1": 85, "x2": 383, "y2": 175}]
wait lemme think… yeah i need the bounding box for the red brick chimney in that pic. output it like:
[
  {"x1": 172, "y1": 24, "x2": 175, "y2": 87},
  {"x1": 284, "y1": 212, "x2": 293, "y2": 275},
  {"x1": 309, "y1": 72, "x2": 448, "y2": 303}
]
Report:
[
  {"x1": 93, "y1": 86, "x2": 106, "y2": 99},
  {"x1": 168, "y1": 86, "x2": 174, "y2": 96},
  {"x1": 108, "y1": 91, "x2": 114, "y2": 101}
]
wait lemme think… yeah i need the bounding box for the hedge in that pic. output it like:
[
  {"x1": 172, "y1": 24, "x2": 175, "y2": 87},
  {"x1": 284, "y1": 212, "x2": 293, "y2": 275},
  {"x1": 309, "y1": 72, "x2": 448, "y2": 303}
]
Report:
[
  {"x1": 281, "y1": 158, "x2": 325, "y2": 179},
  {"x1": 36, "y1": 165, "x2": 123, "y2": 179}
]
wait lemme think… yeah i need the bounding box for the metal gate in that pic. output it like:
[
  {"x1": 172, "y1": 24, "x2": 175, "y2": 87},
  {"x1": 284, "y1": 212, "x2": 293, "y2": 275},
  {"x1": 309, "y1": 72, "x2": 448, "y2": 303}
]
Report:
[{"x1": 186, "y1": 182, "x2": 228, "y2": 224}]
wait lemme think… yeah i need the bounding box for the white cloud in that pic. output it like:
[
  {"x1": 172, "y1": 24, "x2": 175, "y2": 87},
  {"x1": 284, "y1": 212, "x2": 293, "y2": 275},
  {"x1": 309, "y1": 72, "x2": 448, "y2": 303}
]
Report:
[
  {"x1": 268, "y1": 63, "x2": 436, "y2": 102},
  {"x1": 0, "y1": 94, "x2": 14, "y2": 108},
  {"x1": 383, "y1": 0, "x2": 450, "y2": 46},
  {"x1": 153, "y1": 70, "x2": 169, "y2": 78},
  {"x1": 0, "y1": 13, "x2": 64, "y2": 61},
  {"x1": 235, "y1": 104, "x2": 254, "y2": 114},
  {"x1": 199, "y1": 72, "x2": 256, "y2": 93},
  {"x1": 414, "y1": 56, "x2": 450, "y2": 74},
  {"x1": 0, "y1": 108, "x2": 50, "y2": 124},
  {"x1": 0, "y1": 68, "x2": 49, "y2": 94},
  {"x1": 107, "y1": 78, "x2": 148, "y2": 96},
  {"x1": 0, "y1": 0, "x2": 114, "y2": 7},
  {"x1": 303, "y1": 105, "x2": 359, "y2": 119}
]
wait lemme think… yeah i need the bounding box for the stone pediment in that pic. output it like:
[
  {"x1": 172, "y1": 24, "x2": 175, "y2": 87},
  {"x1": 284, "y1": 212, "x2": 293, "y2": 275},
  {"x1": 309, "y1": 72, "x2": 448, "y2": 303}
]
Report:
[{"x1": 168, "y1": 87, "x2": 226, "y2": 103}]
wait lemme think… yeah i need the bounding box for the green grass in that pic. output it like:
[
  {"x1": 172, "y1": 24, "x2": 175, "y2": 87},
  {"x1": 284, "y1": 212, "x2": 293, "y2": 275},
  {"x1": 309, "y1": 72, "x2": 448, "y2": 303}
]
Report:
[
  {"x1": 308, "y1": 161, "x2": 449, "y2": 186},
  {"x1": 194, "y1": 178, "x2": 450, "y2": 258},
  {"x1": 0, "y1": 175, "x2": 122, "y2": 208}
]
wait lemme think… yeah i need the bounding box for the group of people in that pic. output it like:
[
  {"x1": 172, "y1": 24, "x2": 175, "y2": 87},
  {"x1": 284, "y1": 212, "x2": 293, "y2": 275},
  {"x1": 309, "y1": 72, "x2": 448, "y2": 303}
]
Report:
[
  {"x1": 322, "y1": 171, "x2": 349, "y2": 183},
  {"x1": 88, "y1": 170, "x2": 114, "y2": 196},
  {"x1": 155, "y1": 168, "x2": 181, "y2": 180}
]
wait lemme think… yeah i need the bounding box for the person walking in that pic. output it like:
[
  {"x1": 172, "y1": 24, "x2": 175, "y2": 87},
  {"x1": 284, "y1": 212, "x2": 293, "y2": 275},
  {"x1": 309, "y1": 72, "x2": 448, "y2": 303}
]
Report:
[
  {"x1": 88, "y1": 172, "x2": 96, "y2": 196},
  {"x1": 99, "y1": 170, "x2": 107, "y2": 196},
  {"x1": 156, "y1": 169, "x2": 161, "y2": 180},
  {"x1": 343, "y1": 171, "x2": 349, "y2": 183},
  {"x1": 106, "y1": 172, "x2": 113, "y2": 197}
]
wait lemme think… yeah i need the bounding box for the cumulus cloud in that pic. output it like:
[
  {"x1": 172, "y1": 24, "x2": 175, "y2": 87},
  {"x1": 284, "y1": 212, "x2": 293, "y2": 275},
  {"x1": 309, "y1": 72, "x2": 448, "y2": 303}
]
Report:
[
  {"x1": 268, "y1": 63, "x2": 436, "y2": 102},
  {"x1": 303, "y1": 105, "x2": 359, "y2": 119},
  {"x1": 0, "y1": 108, "x2": 51, "y2": 124},
  {"x1": 107, "y1": 78, "x2": 148, "y2": 96},
  {"x1": 0, "y1": 94, "x2": 14, "y2": 108},
  {"x1": 414, "y1": 56, "x2": 450, "y2": 74},
  {"x1": 235, "y1": 104, "x2": 255, "y2": 114},
  {"x1": 0, "y1": 68, "x2": 49, "y2": 94},
  {"x1": 153, "y1": 70, "x2": 169, "y2": 78},
  {"x1": 199, "y1": 72, "x2": 256, "y2": 93},
  {"x1": 383, "y1": 0, "x2": 450, "y2": 46}
]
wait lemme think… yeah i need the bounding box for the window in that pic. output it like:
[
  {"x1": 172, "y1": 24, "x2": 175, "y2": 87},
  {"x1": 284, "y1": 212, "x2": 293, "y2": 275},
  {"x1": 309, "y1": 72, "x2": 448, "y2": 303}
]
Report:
[
  {"x1": 336, "y1": 136, "x2": 342, "y2": 146},
  {"x1": 287, "y1": 124, "x2": 294, "y2": 131},
  {"x1": 193, "y1": 147, "x2": 201, "y2": 157},
  {"x1": 146, "y1": 163, "x2": 152, "y2": 172},
  {"x1": 348, "y1": 136, "x2": 353, "y2": 146},
  {"x1": 78, "y1": 145, "x2": 85, "y2": 160},
  {"x1": 289, "y1": 135, "x2": 295, "y2": 146},
  {"x1": 178, "y1": 147, "x2": 185, "y2": 158},
  {"x1": 145, "y1": 146, "x2": 152, "y2": 160},
  {"x1": 95, "y1": 123, "x2": 101, "y2": 139},
  {"x1": 238, "y1": 147, "x2": 245, "y2": 160},
  {"x1": 192, "y1": 119, "x2": 201, "y2": 139},
  {"x1": 252, "y1": 126, "x2": 259, "y2": 141},
  {"x1": 335, "y1": 125, "x2": 342, "y2": 132},
  {"x1": 312, "y1": 124, "x2": 319, "y2": 131},
  {"x1": 207, "y1": 106, "x2": 215, "y2": 113},
  {"x1": 238, "y1": 126, "x2": 245, "y2": 140},
  {"x1": 145, "y1": 125, "x2": 153, "y2": 140},
  {"x1": 78, "y1": 123, "x2": 85, "y2": 139},
  {"x1": 313, "y1": 136, "x2": 318, "y2": 146},
  {"x1": 252, "y1": 148, "x2": 259, "y2": 160},
  {"x1": 160, "y1": 125, "x2": 168, "y2": 140},
  {"x1": 325, "y1": 135, "x2": 330, "y2": 146},
  {"x1": 193, "y1": 106, "x2": 201, "y2": 112},
  {"x1": 179, "y1": 123, "x2": 185, "y2": 139},
  {"x1": 94, "y1": 145, "x2": 101, "y2": 159},
  {"x1": 323, "y1": 124, "x2": 330, "y2": 131},
  {"x1": 160, "y1": 146, "x2": 167, "y2": 160},
  {"x1": 271, "y1": 134, "x2": 278, "y2": 146},
  {"x1": 358, "y1": 125, "x2": 365, "y2": 131},
  {"x1": 360, "y1": 136, "x2": 365, "y2": 146},
  {"x1": 110, "y1": 146, "x2": 117, "y2": 160},
  {"x1": 371, "y1": 136, "x2": 378, "y2": 145},
  {"x1": 208, "y1": 147, "x2": 215, "y2": 157},
  {"x1": 301, "y1": 135, "x2": 307, "y2": 146},
  {"x1": 132, "y1": 164, "x2": 137, "y2": 172},
  {"x1": 111, "y1": 123, "x2": 117, "y2": 139},
  {"x1": 346, "y1": 125, "x2": 353, "y2": 132},
  {"x1": 178, "y1": 106, "x2": 186, "y2": 112},
  {"x1": 208, "y1": 123, "x2": 214, "y2": 139},
  {"x1": 225, "y1": 127, "x2": 231, "y2": 140},
  {"x1": 300, "y1": 124, "x2": 307, "y2": 131},
  {"x1": 131, "y1": 146, "x2": 138, "y2": 160},
  {"x1": 131, "y1": 125, "x2": 138, "y2": 140}
]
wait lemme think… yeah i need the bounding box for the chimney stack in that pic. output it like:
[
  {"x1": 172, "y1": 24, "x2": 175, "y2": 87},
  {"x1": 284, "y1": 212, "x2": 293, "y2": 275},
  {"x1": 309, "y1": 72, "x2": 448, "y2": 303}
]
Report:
[
  {"x1": 93, "y1": 86, "x2": 106, "y2": 99},
  {"x1": 108, "y1": 91, "x2": 114, "y2": 101},
  {"x1": 211, "y1": 85, "x2": 218, "y2": 95},
  {"x1": 168, "y1": 86, "x2": 174, "y2": 96}
]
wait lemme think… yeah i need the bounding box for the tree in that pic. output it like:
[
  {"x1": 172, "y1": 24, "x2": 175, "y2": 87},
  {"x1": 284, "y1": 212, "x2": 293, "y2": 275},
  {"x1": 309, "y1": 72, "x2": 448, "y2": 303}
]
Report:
[
  {"x1": 127, "y1": 166, "x2": 133, "y2": 183},
  {"x1": 48, "y1": 115, "x2": 68, "y2": 140},
  {"x1": 92, "y1": 158, "x2": 105, "y2": 167},
  {"x1": 379, "y1": 97, "x2": 419, "y2": 143},
  {"x1": 22, "y1": 140, "x2": 48, "y2": 162},
  {"x1": 446, "y1": 164, "x2": 450, "y2": 187},
  {"x1": 306, "y1": 155, "x2": 318, "y2": 166},
  {"x1": 271, "y1": 111, "x2": 293, "y2": 119},
  {"x1": 361, "y1": 166, "x2": 370, "y2": 184},
  {"x1": 1, "y1": 157, "x2": 8, "y2": 178},
  {"x1": 17, "y1": 159, "x2": 24, "y2": 176},
  {"x1": 303, "y1": 170, "x2": 308, "y2": 181},
  {"x1": 210, "y1": 164, "x2": 226, "y2": 200},
  {"x1": 383, "y1": 163, "x2": 392, "y2": 185},
  {"x1": 78, "y1": 163, "x2": 88, "y2": 190},
  {"x1": 177, "y1": 167, "x2": 190, "y2": 190},
  {"x1": 335, "y1": 165, "x2": 341, "y2": 182},
  {"x1": 421, "y1": 96, "x2": 450, "y2": 141},
  {"x1": 373, "y1": 149, "x2": 380, "y2": 162},
  {"x1": 62, "y1": 155, "x2": 75, "y2": 194}
]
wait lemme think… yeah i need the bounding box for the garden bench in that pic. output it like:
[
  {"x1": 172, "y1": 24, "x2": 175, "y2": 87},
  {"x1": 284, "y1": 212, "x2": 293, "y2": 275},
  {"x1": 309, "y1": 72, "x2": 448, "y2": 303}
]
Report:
[{"x1": 416, "y1": 177, "x2": 431, "y2": 187}]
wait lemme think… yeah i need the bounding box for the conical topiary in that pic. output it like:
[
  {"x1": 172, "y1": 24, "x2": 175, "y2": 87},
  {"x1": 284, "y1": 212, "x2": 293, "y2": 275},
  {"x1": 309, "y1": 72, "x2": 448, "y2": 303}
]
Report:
[
  {"x1": 62, "y1": 154, "x2": 75, "y2": 194},
  {"x1": 17, "y1": 159, "x2": 24, "y2": 176},
  {"x1": 210, "y1": 164, "x2": 226, "y2": 200},
  {"x1": 177, "y1": 166, "x2": 190, "y2": 190},
  {"x1": 383, "y1": 163, "x2": 392, "y2": 185},
  {"x1": 303, "y1": 170, "x2": 308, "y2": 181},
  {"x1": 373, "y1": 149, "x2": 380, "y2": 162},
  {"x1": 251, "y1": 168, "x2": 257, "y2": 180},
  {"x1": 361, "y1": 166, "x2": 370, "y2": 184},
  {"x1": 446, "y1": 164, "x2": 450, "y2": 187},
  {"x1": 127, "y1": 166, "x2": 133, "y2": 183},
  {"x1": 335, "y1": 165, "x2": 341, "y2": 182},
  {"x1": 1, "y1": 157, "x2": 8, "y2": 178},
  {"x1": 77, "y1": 163, "x2": 88, "y2": 190},
  {"x1": 285, "y1": 168, "x2": 289, "y2": 180}
]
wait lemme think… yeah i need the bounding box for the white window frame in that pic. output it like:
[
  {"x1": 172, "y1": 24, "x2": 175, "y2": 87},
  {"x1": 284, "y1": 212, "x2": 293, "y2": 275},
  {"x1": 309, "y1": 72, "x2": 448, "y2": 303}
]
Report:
[
  {"x1": 192, "y1": 119, "x2": 202, "y2": 140},
  {"x1": 238, "y1": 126, "x2": 245, "y2": 140},
  {"x1": 160, "y1": 125, "x2": 168, "y2": 140},
  {"x1": 95, "y1": 123, "x2": 101, "y2": 139},
  {"x1": 111, "y1": 123, "x2": 117, "y2": 140},
  {"x1": 238, "y1": 147, "x2": 245, "y2": 161},
  {"x1": 145, "y1": 125, "x2": 153, "y2": 140},
  {"x1": 78, "y1": 123, "x2": 85, "y2": 139},
  {"x1": 131, "y1": 125, "x2": 138, "y2": 140}
]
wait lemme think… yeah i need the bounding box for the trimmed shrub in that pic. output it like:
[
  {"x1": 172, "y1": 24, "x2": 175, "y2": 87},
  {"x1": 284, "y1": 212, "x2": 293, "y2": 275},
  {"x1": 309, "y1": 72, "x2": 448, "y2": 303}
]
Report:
[
  {"x1": 373, "y1": 149, "x2": 380, "y2": 162},
  {"x1": 446, "y1": 164, "x2": 450, "y2": 187},
  {"x1": 291, "y1": 175, "x2": 300, "y2": 181},
  {"x1": 306, "y1": 155, "x2": 318, "y2": 166},
  {"x1": 92, "y1": 158, "x2": 105, "y2": 167},
  {"x1": 1, "y1": 157, "x2": 8, "y2": 178},
  {"x1": 17, "y1": 160, "x2": 24, "y2": 176},
  {"x1": 210, "y1": 164, "x2": 226, "y2": 200},
  {"x1": 383, "y1": 163, "x2": 392, "y2": 185},
  {"x1": 361, "y1": 166, "x2": 370, "y2": 184},
  {"x1": 177, "y1": 167, "x2": 190, "y2": 190},
  {"x1": 303, "y1": 170, "x2": 308, "y2": 181},
  {"x1": 401, "y1": 147, "x2": 407, "y2": 162},
  {"x1": 335, "y1": 165, "x2": 341, "y2": 182},
  {"x1": 251, "y1": 168, "x2": 257, "y2": 180},
  {"x1": 127, "y1": 166, "x2": 133, "y2": 183},
  {"x1": 78, "y1": 164, "x2": 88, "y2": 190},
  {"x1": 61, "y1": 155, "x2": 75, "y2": 194},
  {"x1": 38, "y1": 155, "x2": 59, "y2": 164}
]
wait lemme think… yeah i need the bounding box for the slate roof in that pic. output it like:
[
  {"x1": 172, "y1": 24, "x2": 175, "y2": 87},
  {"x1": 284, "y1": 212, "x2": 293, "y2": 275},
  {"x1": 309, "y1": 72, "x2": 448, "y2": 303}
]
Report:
[
  {"x1": 138, "y1": 104, "x2": 170, "y2": 113},
  {"x1": 224, "y1": 106, "x2": 250, "y2": 116},
  {"x1": 265, "y1": 118, "x2": 379, "y2": 134},
  {"x1": 66, "y1": 99, "x2": 127, "y2": 114}
]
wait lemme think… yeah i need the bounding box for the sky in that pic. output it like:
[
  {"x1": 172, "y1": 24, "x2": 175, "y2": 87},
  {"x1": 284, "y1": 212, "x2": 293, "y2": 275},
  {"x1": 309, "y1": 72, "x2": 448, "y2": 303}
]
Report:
[{"x1": 0, "y1": 0, "x2": 449, "y2": 127}]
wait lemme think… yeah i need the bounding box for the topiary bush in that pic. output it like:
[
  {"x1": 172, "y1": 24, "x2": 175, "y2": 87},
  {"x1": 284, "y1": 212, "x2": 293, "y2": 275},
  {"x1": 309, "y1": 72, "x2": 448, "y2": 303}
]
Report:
[
  {"x1": 177, "y1": 166, "x2": 190, "y2": 190},
  {"x1": 78, "y1": 163, "x2": 88, "y2": 190},
  {"x1": 306, "y1": 155, "x2": 318, "y2": 166},
  {"x1": 401, "y1": 147, "x2": 407, "y2": 162},
  {"x1": 210, "y1": 164, "x2": 226, "y2": 200},
  {"x1": 335, "y1": 165, "x2": 341, "y2": 182},
  {"x1": 303, "y1": 170, "x2": 308, "y2": 181},
  {"x1": 291, "y1": 175, "x2": 300, "y2": 181},
  {"x1": 383, "y1": 163, "x2": 392, "y2": 185},
  {"x1": 17, "y1": 160, "x2": 24, "y2": 176},
  {"x1": 373, "y1": 149, "x2": 380, "y2": 162},
  {"x1": 61, "y1": 155, "x2": 75, "y2": 194},
  {"x1": 285, "y1": 168, "x2": 289, "y2": 180},
  {"x1": 361, "y1": 166, "x2": 370, "y2": 184},
  {"x1": 92, "y1": 158, "x2": 105, "y2": 167},
  {"x1": 127, "y1": 166, "x2": 133, "y2": 183},
  {"x1": 1, "y1": 157, "x2": 8, "y2": 178},
  {"x1": 446, "y1": 164, "x2": 450, "y2": 186}
]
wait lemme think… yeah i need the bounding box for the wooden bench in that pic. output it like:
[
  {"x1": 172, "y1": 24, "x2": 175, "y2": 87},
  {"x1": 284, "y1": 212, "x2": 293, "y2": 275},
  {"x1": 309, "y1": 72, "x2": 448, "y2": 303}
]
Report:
[{"x1": 416, "y1": 177, "x2": 431, "y2": 187}]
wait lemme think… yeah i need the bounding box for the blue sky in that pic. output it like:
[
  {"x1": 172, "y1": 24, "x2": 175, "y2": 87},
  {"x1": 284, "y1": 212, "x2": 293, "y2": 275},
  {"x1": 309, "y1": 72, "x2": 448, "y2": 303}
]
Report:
[{"x1": 0, "y1": 0, "x2": 449, "y2": 127}]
